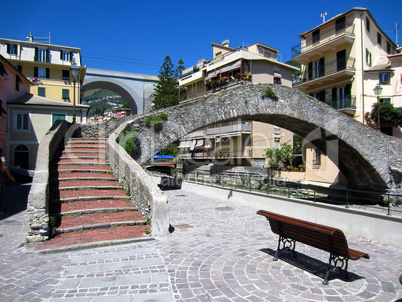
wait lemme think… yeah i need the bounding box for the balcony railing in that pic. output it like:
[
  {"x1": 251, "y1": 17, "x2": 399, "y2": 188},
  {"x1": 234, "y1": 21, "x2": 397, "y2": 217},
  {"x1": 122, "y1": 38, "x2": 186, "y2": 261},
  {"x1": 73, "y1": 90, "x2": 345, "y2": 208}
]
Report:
[
  {"x1": 294, "y1": 57, "x2": 355, "y2": 85},
  {"x1": 292, "y1": 21, "x2": 355, "y2": 58},
  {"x1": 329, "y1": 96, "x2": 356, "y2": 110},
  {"x1": 207, "y1": 123, "x2": 252, "y2": 135}
]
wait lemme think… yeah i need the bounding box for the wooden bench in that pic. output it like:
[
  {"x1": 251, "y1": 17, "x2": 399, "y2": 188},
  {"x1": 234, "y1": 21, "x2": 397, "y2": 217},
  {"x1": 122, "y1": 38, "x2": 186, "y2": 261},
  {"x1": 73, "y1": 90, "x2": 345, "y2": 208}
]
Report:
[{"x1": 256, "y1": 210, "x2": 370, "y2": 285}]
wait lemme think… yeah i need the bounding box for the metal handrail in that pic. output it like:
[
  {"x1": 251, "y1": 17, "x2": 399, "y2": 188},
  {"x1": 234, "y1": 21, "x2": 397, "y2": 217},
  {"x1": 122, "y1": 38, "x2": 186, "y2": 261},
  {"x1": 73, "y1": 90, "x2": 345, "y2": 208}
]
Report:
[
  {"x1": 183, "y1": 171, "x2": 401, "y2": 216},
  {"x1": 294, "y1": 57, "x2": 355, "y2": 85}
]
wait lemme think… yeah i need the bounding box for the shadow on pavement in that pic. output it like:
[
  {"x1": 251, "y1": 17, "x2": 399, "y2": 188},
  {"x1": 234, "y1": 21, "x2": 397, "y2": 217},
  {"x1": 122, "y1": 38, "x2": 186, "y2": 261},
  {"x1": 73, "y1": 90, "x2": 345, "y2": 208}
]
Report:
[
  {"x1": 0, "y1": 179, "x2": 31, "y2": 220},
  {"x1": 260, "y1": 248, "x2": 364, "y2": 284}
]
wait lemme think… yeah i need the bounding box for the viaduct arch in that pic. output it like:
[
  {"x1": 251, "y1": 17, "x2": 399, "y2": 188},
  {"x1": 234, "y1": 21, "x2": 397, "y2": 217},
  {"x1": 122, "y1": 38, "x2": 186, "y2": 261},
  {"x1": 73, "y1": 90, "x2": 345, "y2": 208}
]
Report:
[
  {"x1": 83, "y1": 68, "x2": 158, "y2": 114},
  {"x1": 121, "y1": 84, "x2": 401, "y2": 191}
]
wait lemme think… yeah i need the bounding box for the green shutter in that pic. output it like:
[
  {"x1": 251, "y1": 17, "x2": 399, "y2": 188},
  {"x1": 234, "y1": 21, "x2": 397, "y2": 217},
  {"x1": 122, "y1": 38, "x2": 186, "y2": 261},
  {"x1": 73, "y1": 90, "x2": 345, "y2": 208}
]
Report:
[
  {"x1": 7, "y1": 43, "x2": 10, "y2": 54},
  {"x1": 60, "y1": 50, "x2": 63, "y2": 60},
  {"x1": 46, "y1": 68, "x2": 50, "y2": 79},
  {"x1": 46, "y1": 49, "x2": 50, "y2": 63},
  {"x1": 62, "y1": 89, "x2": 70, "y2": 100},
  {"x1": 38, "y1": 87, "x2": 46, "y2": 97},
  {"x1": 34, "y1": 47, "x2": 38, "y2": 61},
  {"x1": 70, "y1": 52, "x2": 73, "y2": 62}
]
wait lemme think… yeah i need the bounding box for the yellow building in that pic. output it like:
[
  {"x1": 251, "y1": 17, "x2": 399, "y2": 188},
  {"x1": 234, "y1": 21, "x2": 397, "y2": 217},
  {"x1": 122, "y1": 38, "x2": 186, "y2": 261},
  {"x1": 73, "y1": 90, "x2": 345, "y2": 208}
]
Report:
[
  {"x1": 0, "y1": 34, "x2": 86, "y2": 122},
  {"x1": 291, "y1": 8, "x2": 398, "y2": 185}
]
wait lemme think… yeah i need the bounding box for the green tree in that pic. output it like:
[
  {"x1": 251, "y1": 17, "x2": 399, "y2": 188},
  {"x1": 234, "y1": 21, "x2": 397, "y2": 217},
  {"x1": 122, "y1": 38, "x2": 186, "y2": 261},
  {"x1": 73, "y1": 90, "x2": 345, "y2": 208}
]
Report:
[
  {"x1": 158, "y1": 142, "x2": 179, "y2": 157},
  {"x1": 177, "y1": 58, "x2": 187, "y2": 102},
  {"x1": 152, "y1": 56, "x2": 182, "y2": 110},
  {"x1": 365, "y1": 102, "x2": 402, "y2": 134},
  {"x1": 265, "y1": 141, "x2": 294, "y2": 170}
]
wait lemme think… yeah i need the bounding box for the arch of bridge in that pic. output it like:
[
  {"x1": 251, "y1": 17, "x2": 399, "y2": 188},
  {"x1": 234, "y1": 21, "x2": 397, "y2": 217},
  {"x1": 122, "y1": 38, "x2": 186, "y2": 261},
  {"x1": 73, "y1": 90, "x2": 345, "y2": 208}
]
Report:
[
  {"x1": 83, "y1": 68, "x2": 158, "y2": 115},
  {"x1": 126, "y1": 84, "x2": 401, "y2": 190}
]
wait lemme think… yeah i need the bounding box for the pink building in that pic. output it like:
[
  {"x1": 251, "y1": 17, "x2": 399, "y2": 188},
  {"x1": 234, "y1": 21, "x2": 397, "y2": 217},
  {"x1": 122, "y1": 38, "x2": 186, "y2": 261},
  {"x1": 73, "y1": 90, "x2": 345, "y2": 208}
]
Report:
[
  {"x1": 0, "y1": 55, "x2": 31, "y2": 160},
  {"x1": 116, "y1": 108, "x2": 131, "y2": 118}
]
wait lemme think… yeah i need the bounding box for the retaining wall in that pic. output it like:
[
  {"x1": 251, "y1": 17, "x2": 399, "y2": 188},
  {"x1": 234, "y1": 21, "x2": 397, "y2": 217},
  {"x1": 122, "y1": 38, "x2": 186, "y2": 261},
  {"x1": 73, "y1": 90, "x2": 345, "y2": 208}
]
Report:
[
  {"x1": 181, "y1": 181, "x2": 402, "y2": 248},
  {"x1": 26, "y1": 121, "x2": 70, "y2": 243},
  {"x1": 107, "y1": 121, "x2": 169, "y2": 237}
]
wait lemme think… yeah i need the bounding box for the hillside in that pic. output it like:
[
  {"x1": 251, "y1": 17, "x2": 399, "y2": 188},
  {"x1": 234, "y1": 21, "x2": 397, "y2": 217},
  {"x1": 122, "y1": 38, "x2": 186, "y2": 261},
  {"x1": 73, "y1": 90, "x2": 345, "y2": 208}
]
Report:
[{"x1": 82, "y1": 89, "x2": 127, "y2": 117}]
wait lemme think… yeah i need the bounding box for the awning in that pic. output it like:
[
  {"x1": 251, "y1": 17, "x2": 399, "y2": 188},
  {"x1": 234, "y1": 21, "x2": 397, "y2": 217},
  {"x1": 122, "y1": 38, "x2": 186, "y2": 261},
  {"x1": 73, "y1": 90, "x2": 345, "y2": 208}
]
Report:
[
  {"x1": 196, "y1": 139, "x2": 204, "y2": 146},
  {"x1": 178, "y1": 140, "x2": 192, "y2": 148},
  {"x1": 206, "y1": 60, "x2": 241, "y2": 80},
  {"x1": 274, "y1": 72, "x2": 282, "y2": 78}
]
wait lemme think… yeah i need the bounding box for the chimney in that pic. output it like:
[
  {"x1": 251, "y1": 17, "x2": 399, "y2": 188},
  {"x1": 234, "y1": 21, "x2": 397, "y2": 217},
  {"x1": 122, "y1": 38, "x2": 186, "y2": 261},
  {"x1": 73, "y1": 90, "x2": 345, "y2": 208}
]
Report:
[{"x1": 222, "y1": 40, "x2": 230, "y2": 47}]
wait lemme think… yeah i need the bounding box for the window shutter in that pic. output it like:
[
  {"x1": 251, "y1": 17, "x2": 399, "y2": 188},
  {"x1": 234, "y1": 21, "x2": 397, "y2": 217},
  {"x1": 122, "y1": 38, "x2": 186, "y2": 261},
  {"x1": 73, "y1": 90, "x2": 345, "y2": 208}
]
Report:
[
  {"x1": 319, "y1": 57, "x2": 325, "y2": 77},
  {"x1": 332, "y1": 88, "x2": 337, "y2": 109},
  {"x1": 7, "y1": 43, "x2": 10, "y2": 54},
  {"x1": 34, "y1": 67, "x2": 38, "y2": 78},
  {"x1": 60, "y1": 50, "x2": 63, "y2": 60},
  {"x1": 46, "y1": 49, "x2": 50, "y2": 63},
  {"x1": 70, "y1": 52, "x2": 73, "y2": 62},
  {"x1": 46, "y1": 68, "x2": 50, "y2": 79},
  {"x1": 34, "y1": 47, "x2": 38, "y2": 61},
  {"x1": 308, "y1": 62, "x2": 313, "y2": 81}
]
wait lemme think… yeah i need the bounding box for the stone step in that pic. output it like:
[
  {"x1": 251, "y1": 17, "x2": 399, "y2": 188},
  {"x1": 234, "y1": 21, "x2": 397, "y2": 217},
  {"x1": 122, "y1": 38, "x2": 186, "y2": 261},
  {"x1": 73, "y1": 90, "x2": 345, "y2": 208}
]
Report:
[
  {"x1": 55, "y1": 189, "x2": 129, "y2": 202},
  {"x1": 56, "y1": 172, "x2": 115, "y2": 179},
  {"x1": 59, "y1": 199, "x2": 136, "y2": 214},
  {"x1": 55, "y1": 211, "x2": 146, "y2": 233},
  {"x1": 57, "y1": 159, "x2": 108, "y2": 165},
  {"x1": 36, "y1": 225, "x2": 151, "y2": 252},
  {"x1": 55, "y1": 167, "x2": 112, "y2": 173}
]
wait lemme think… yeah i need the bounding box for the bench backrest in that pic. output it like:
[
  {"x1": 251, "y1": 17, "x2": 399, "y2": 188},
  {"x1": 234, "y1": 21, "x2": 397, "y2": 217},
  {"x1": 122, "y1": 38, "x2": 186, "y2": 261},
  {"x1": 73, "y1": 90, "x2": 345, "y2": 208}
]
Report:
[{"x1": 257, "y1": 210, "x2": 350, "y2": 258}]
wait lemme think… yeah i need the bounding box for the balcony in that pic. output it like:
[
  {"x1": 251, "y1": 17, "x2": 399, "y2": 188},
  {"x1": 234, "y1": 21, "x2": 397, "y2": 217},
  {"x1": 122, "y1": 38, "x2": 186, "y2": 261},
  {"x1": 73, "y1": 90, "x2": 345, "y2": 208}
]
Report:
[
  {"x1": 207, "y1": 123, "x2": 252, "y2": 136},
  {"x1": 294, "y1": 57, "x2": 355, "y2": 91},
  {"x1": 292, "y1": 21, "x2": 355, "y2": 64}
]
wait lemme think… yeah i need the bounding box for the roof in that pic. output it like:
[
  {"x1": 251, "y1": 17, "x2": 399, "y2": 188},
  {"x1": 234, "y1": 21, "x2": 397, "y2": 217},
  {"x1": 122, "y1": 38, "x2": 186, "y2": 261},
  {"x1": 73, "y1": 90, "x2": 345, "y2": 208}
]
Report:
[
  {"x1": 7, "y1": 93, "x2": 89, "y2": 109},
  {"x1": 0, "y1": 55, "x2": 32, "y2": 86},
  {"x1": 298, "y1": 8, "x2": 397, "y2": 48},
  {"x1": 0, "y1": 37, "x2": 81, "y2": 51}
]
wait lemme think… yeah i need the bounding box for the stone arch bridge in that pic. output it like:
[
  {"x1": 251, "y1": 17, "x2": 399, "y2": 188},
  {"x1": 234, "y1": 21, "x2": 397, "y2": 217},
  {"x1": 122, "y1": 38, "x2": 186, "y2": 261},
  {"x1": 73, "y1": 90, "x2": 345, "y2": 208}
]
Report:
[
  {"x1": 101, "y1": 84, "x2": 401, "y2": 191},
  {"x1": 83, "y1": 68, "x2": 158, "y2": 115}
]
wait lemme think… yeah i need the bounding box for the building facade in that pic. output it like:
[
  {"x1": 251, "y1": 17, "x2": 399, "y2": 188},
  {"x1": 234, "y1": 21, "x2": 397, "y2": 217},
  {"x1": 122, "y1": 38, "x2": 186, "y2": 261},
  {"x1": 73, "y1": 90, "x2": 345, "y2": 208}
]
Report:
[
  {"x1": 0, "y1": 34, "x2": 85, "y2": 112},
  {"x1": 292, "y1": 7, "x2": 398, "y2": 132},
  {"x1": 178, "y1": 41, "x2": 298, "y2": 168},
  {"x1": 0, "y1": 55, "x2": 32, "y2": 162},
  {"x1": 7, "y1": 94, "x2": 88, "y2": 171}
]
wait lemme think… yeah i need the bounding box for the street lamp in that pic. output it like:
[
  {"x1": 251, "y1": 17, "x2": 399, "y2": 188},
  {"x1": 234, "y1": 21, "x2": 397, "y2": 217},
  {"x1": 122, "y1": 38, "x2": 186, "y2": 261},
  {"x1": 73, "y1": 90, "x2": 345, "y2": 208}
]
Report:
[
  {"x1": 70, "y1": 62, "x2": 80, "y2": 124},
  {"x1": 373, "y1": 84, "x2": 383, "y2": 131}
]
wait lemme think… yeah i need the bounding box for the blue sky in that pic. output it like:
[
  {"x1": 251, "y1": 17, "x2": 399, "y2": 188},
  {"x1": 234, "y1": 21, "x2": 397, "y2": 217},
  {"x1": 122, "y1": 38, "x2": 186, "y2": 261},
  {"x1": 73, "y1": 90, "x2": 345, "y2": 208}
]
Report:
[{"x1": 2, "y1": 0, "x2": 401, "y2": 76}]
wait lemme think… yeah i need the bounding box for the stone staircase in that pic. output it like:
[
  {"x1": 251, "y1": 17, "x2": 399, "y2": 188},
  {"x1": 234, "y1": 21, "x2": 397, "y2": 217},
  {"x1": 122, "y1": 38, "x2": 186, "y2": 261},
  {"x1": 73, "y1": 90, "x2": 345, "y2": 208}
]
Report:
[{"x1": 36, "y1": 138, "x2": 151, "y2": 252}]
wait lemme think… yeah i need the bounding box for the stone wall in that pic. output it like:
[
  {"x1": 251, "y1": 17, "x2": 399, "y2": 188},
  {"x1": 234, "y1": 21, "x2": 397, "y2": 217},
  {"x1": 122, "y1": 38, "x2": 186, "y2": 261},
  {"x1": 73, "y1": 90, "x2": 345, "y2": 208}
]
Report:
[
  {"x1": 107, "y1": 121, "x2": 170, "y2": 237},
  {"x1": 26, "y1": 120, "x2": 70, "y2": 243}
]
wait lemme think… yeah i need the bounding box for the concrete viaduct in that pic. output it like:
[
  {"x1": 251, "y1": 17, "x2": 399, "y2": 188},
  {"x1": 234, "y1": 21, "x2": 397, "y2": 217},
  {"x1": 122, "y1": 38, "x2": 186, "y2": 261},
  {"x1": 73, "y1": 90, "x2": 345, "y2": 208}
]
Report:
[
  {"x1": 83, "y1": 68, "x2": 158, "y2": 115},
  {"x1": 109, "y1": 84, "x2": 401, "y2": 191}
]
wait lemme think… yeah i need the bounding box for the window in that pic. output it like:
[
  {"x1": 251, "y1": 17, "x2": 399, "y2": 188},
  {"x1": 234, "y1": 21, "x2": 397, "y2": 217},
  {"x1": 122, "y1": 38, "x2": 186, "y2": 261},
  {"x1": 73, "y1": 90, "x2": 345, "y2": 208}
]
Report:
[
  {"x1": 62, "y1": 89, "x2": 70, "y2": 100},
  {"x1": 377, "y1": 33, "x2": 382, "y2": 46},
  {"x1": 61, "y1": 51, "x2": 71, "y2": 61},
  {"x1": 15, "y1": 113, "x2": 29, "y2": 130},
  {"x1": 312, "y1": 30, "x2": 320, "y2": 44},
  {"x1": 0, "y1": 62, "x2": 7, "y2": 78},
  {"x1": 313, "y1": 58, "x2": 325, "y2": 78},
  {"x1": 313, "y1": 149, "x2": 321, "y2": 165},
  {"x1": 38, "y1": 87, "x2": 46, "y2": 97},
  {"x1": 52, "y1": 114, "x2": 66, "y2": 125},
  {"x1": 387, "y1": 42, "x2": 391, "y2": 54},
  {"x1": 15, "y1": 75, "x2": 21, "y2": 91},
  {"x1": 35, "y1": 48, "x2": 50, "y2": 63},
  {"x1": 366, "y1": 17, "x2": 370, "y2": 32},
  {"x1": 335, "y1": 16, "x2": 345, "y2": 33},
  {"x1": 379, "y1": 73, "x2": 390, "y2": 84},
  {"x1": 380, "y1": 98, "x2": 390, "y2": 103},
  {"x1": 366, "y1": 49, "x2": 372, "y2": 67},
  {"x1": 62, "y1": 70, "x2": 70, "y2": 80},
  {"x1": 0, "y1": 99, "x2": 6, "y2": 117},
  {"x1": 7, "y1": 43, "x2": 18, "y2": 55},
  {"x1": 14, "y1": 145, "x2": 29, "y2": 169},
  {"x1": 34, "y1": 67, "x2": 49, "y2": 79},
  {"x1": 336, "y1": 49, "x2": 346, "y2": 71}
]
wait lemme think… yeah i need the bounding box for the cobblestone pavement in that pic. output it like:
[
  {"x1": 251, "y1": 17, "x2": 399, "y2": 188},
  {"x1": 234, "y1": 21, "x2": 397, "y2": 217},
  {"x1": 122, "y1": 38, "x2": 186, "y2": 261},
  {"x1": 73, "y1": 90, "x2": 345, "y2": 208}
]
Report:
[{"x1": 0, "y1": 184, "x2": 401, "y2": 301}]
